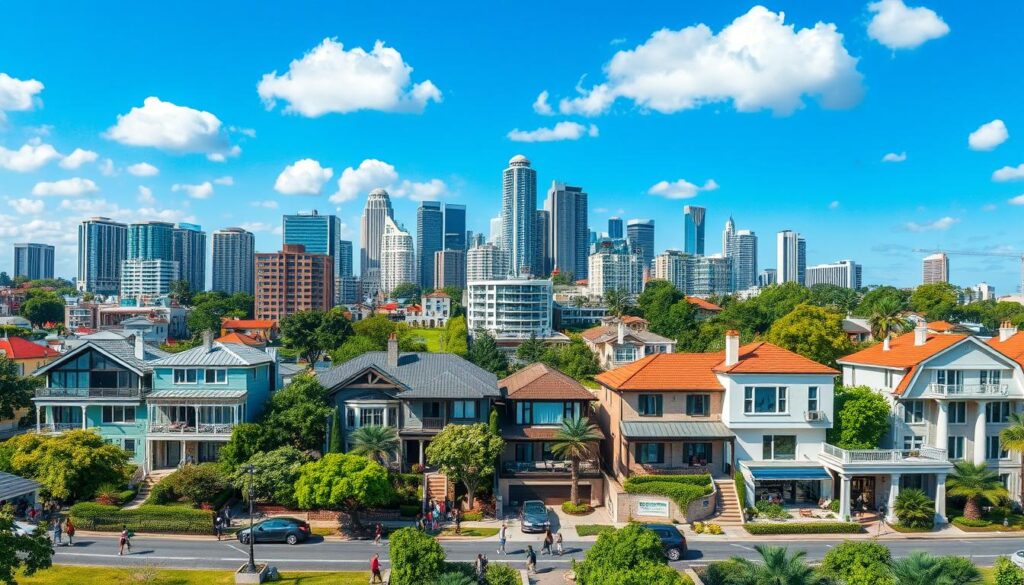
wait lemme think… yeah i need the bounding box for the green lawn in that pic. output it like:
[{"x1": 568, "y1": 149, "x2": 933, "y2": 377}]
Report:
[
  {"x1": 440, "y1": 527, "x2": 499, "y2": 537},
  {"x1": 410, "y1": 328, "x2": 444, "y2": 352},
  {"x1": 576, "y1": 524, "x2": 616, "y2": 537},
  {"x1": 980, "y1": 567, "x2": 995, "y2": 584},
  {"x1": 19, "y1": 567, "x2": 369, "y2": 585}
]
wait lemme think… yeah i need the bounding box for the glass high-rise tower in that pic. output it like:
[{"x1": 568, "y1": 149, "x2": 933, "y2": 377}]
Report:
[
  {"x1": 501, "y1": 155, "x2": 537, "y2": 277},
  {"x1": 13, "y1": 243, "x2": 54, "y2": 280},
  {"x1": 683, "y1": 205, "x2": 706, "y2": 256},
  {"x1": 78, "y1": 217, "x2": 128, "y2": 295},
  {"x1": 212, "y1": 227, "x2": 254, "y2": 295},
  {"x1": 776, "y1": 230, "x2": 806, "y2": 285},
  {"x1": 360, "y1": 189, "x2": 395, "y2": 297},
  {"x1": 417, "y1": 201, "x2": 444, "y2": 290},
  {"x1": 443, "y1": 204, "x2": 466, "y2": 251},
  {"x1": 626, "y1": 219, "x2": 655, "y2": 270},
  {"x1": 128, "y1": 221, "x2": 175, "y2": 260},
  {"x1": 545, "y1": 181, "x2": 588, "y2": 280},
  {"x1": 608, "y1": 217, "x2": 623, "y2": 240},
  {"x1": 173, "y1": 223, "x2": 207, "y2": 291}
]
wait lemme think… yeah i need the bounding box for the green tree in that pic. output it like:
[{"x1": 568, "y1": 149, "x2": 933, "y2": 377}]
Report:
[
  {"x1": 729, "y1": 545, "x2": 822, "y2": 585},
  {"x1": 441, "y1": 286, "x2": 465, "y2": 317},
  {"x1": 856, "y1": 286, "x2": 910, "y2": 318},
  {"x1": 468, "y1": 330, "x2": 508, "y2": 377},
  {"x1": 18, "y1": 292, "x2": 64, "y2": 327},
  {"x1": 439, "y1": 315, "x2": 469, "y2": 357},
  {"x1": 265, "y1": 374, "x2": 333, "y2": 452},
  {"x1": 808, "y1": 284, "x2": 860, "y2": 313},
  {"x1": 637, "y1": 280, "x2": 684, "y2": 333},
  {"x1": 488, "y1": 408, "x2": 500, "y2": 435},
  {"x1": 870, "y1": 295, "x2": 912, "y2": 341},
  {"x1": 751, "y1": 282, "x2": 812, "y2": 330},
  {"x1": 5, "y1": 430, "x2": 131, "y2": 501},
  {"x1": 330, "y1": 336, "x2": 380, "y2": 363},
  {"x1": 940, "y1": 556, "x2": 983, "y2": 585},
  {"x1": 551, "y1": 271, "x2": 576, "y2": 286},
  {"x1": 281, "y1": 309, "x2": 354, "y2": 367},
  {"x1": 425, "y1": 423, "x2": 504, "y2": 509},
  {"x1": 169, "y1": 279, "x2": 194, "y2": 305},
  {"x1": 828, "y1": 385, "x2": 891, "y2": 449},
  {"x1": 388, "y1": 527, "x2": 446, "y2": 585},
  {"x1": 575, "y1": 524, "x2": 684, "y2": 585},
  {"x1": 390, "y1": 282, "x2": 422, "y2": 301},
  {"x1": 219, "y1": 423, "x2": 280, "y2": 471},
  {"x1": 170, "y1": 462, "x2": 230, "y2": 506},
  {"x1": 819, "y1": 541, "x2": 893, "y2": 585},
  {"x1": 604, "y1": 289, "x2": 632, "y2": 318},
  {"x1": 349, "y1": 424, "x2": 400, "y2": 466},
  {"x1": 186, "y1": 291, "x2": 253, "y2": 334},
  {"x1": 515, "y1": 332, "x2": 546, "y2": 364},
  {"x1": 552, "y1": 336, "x2": 601, "y2": 381},
  {"x1": 551, "y1": 416, "x2": 600, "y2": 505},
  {"x1": 294, "y1": 453, "x2": 393, "y2": 527},
  {"x1": 766, "y1": 303, "x2": 854, "y2": 367},
  {"x1": 947, "y1": 461, "x2": 1008, "y2": 520},
  {"x1": 910, "y1": 283, "x2": 960, "y2": 322},
  {"x1": 889, "y1": 552, "x2": 946, "y2": 585},
  {"x1": 993, "y1": 556, "x2": 1024, "y2": 585},
  {"x1": 0, "y1": 273, "x2": 10, "y2": 287},
  {"x1": 329, "y1": 409, "x2": 343, "y2": 453},
  {"x1": 893, "y1": 488, "x2": 935, "y2": 528},
  {"x1": 0, "y1": 507, "x2": 53, "y2": 584},
  {"x1": 351, "y1": 315, "x2": 425, "y2": 352},
  {"x1": 0, "y1": 356, "x2": 40, "y2": 424},
  {"x1": 231, "y1": 446, "x2": 308, "y2": 508}
]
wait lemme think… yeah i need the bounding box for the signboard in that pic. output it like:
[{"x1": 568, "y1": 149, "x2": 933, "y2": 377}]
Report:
[{"x1": 636, "y1": 499, "x2": 670, "y2": 518}]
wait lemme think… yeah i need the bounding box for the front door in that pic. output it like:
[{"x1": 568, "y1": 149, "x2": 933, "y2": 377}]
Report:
[
  {"x1": 851, "y1": 477, "x2": 876, "y2": 511},
  {"x1": 165, "y1": 441, "x2": 181, "y2": 468}
]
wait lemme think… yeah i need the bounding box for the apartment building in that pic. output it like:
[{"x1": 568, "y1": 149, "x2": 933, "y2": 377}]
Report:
[{"x1": 254, "y1": 244, "x2": 334, "y2": 322}]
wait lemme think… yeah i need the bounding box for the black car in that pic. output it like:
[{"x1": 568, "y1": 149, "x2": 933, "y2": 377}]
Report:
[
  {"x1": 237, "y1": 517, "x2": 311, "y2": 545},
  {"x1": 643, "y1": 523, "x2": 687, "y2": 561}
]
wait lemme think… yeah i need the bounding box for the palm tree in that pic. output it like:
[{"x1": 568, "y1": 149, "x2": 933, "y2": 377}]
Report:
[
  {"x1": 1000, "y1": 412, "x2": 1024, "y2": 502},
  {"x1": 889, "y1": 551, "x2": 946, "y2": 585},
  {"x1": 946, "y1": 461, "x2": 1008, "y2": 520},
  {"x1": 893, "y1": 488, "x2": 935, "y2": 528},
  {"x1": 603, "y1": 289, "x2": 631, "y2": 318},
  {"x1": 550, "y1": 416, "x2": 601, "y2": 505},
  {"x1": 869, "y1": 296, "x2": 911, "y2": 341},
  {"x1": 349, "y1": 424, "x2": 400, "y2": 467},
  {"x1": 729, "y1": 545, "x2": 821, "y2": 585}
]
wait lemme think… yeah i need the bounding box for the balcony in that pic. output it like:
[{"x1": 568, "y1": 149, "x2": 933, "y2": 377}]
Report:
[
  {"x1": 926, "y1": 383, "x2": 1009, "y2": 398},
  {"x1": 421, "y1": 417, "x2": 445, "y2": 430},
  {"x1": 35, "y1": 387, "x2": 142, "y2": 399},
  {"x1": 503, "y1": 459, "x2": 600, "y2": 476},
  {"x1": 38, "y1": 422, "x2": 84, "y2": 433},
  {"x1": 148, "y1": 422, "x2": 235, "y2": 435},
  {"x1": 630, "y1": 463, "x2": 712, "y2": 476},
  {"x1": 820, "y1": 443, "x2": 952, "y2": 469}
]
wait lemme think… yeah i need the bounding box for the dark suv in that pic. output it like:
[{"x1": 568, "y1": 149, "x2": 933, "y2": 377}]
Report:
[
  {"x1": 643, "y1": 523, "x2": 687, "y2": 561},
  {"x1": 237, "y1": 517, "x2": 311, "y2": 545}
]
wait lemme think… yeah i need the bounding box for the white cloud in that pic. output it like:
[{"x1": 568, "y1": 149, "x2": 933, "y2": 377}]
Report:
[
  {"x1": 251, "y1": 200, "x2": 279, "y2": 209},
  {"x1": 507, "y1": 122, "x2": 599, "y2": 142},
  {"x1": 59, "y1": 148, "x2": 99, "y2": 170},
  {"x1": 993, "y1": 164, "x2": 1024, "y2": 182},
  {"x1": 867, "y1": 0, "x2": 949, "y2": 50},
  {"x1": 31, "y1": 177, "x2": 99, "y2": 197},
  {"x1": 647, "y1": 178, "x2": 719, "y2": 200},
  {"x1": 610, "y1": 38, "x2": 627, "y2": 46},
  {"x1": 171, "y1": 181, "x2": 214, "y2": 200},
  {"x1": 905, "y1": 216, "x2": 958, "y2": 232},
  {"x1": 0, "y1": 73, "x2": 43, "y2": 120},
  {"x1": 968, "y1": 119, "x2": 1009, "y2": 151},
  {"x1": 99, "y1": 158, "x2": 117, "y2": 176},
  {"x1": 8, "y1": 198, "x2": 43, "y2": 214},
  {"x1": 554, "y1": 6, "x2": 863, "y2": 117},
  {"x1": 213, "y1": 176, "x2": 234, "y2": 186},
  {"x1": 58, "y1": 198, "x2": 194, "y2": 225},
  {"x1": 0, "y1": 140, "x2": 61, "y2": 172},
  {"x1": 532, "y1": 91, "x2": 554, "y2": 115},
  {"x1": 330, "y1": 159, "x2": 399, "y2": 203},
  {"x1": 394, "y1": 178, "x2": 448, "y2": 202},
  {"x1": 104, "y1": 97, "x2": 237, "y2": 159},
  {"x1": 882, "y1": 151, "x2": 907, "y2": 162},
  {"x1": 829, "y1": 200, "x2": 840, "y2": 209},
  {"x1": 241, "y1": 221, "x2": 273, "y2": 233},
  {"x1": 126, "y1": 162, "x2": 159, "y2": 177},
  {"x1": 275, "y1": 159, "x2": 334, "y2": 195},
  {"x1": 257, "y1": 38, "x2": 442, "y2": 117},
  {"x1": 137, "y1": 186, "x2": 156, "y2": 205},
  {"x1": 1009, "y1": 195, "x2": 1024, "y2": 206}
]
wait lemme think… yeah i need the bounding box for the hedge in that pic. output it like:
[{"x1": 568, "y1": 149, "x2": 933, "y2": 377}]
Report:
[
  {"x1": 952, "y1": 517, "x2": 992, "y2": 528},
  {"x1": 624, "y1": 474, "x2": 713, "y2": 509},
  {"x1": 70, "y1": 502, "x2": 214, "y2": 534},
  {"x1": 733, "y1": 471, "x2": 747, "y2": 508},
  {"x1": 744, "y1": 522, "x2": 862, "y2": 535}
]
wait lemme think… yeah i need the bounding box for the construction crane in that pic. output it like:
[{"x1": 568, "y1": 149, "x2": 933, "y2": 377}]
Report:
[{"x1": 913, "y1": 248, "x2": 1024, "y2": 294}]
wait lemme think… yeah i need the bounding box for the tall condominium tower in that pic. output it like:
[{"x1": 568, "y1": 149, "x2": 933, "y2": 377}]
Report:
[
  {"x1": 443, "y1": 204, "x2": 466, "y2": 251},
  {"x1": 588, "y1": 238, "x2": 644, "y2": 297},
  {"x1": 626, "y1": 219, "x2": 655, "y2": 269},
  {"x1": 13, "y1": 243, "x2": 54, "y2": 280},
  {"x1": 535, "y1": 209, "x2": 550, "y2": 277},
  {"x1": 360, "y1": 188, "x2": 395, "y2": 297},
  {"x1": 283, "y1": 209, "x2": 342, "y2": 284},
  {"x1": 653, "y1": 250, "x2": 734, "y2": 297},
  {"x1": 723, "y1": 218, "x2": 758, "y2": 291},
  {"x1": 255, "y1": 244, "x2": 334, "y2": 322},
  {"x1": 545, "y1": 181, "x2": 588, "y2": 280},
  {"x1": 608, "y1": 217, "x2": 624, "y2": 240},
  {"x1": 211, "y1": 227, "x2": 255, "y2": 295},
  {"x1": 500, "y1": 154, "x2": 537, "y2": 277},
  {"x1": 380, "y1": 216, "x2": 416, "y2": 297},
  {"x1": 128, "y1": 221, "x2": 174, "y2": 260},
  {"x1": 416, "y1": 201, "x2": 444, "y2": 290},
  {"x1": 78, "y1": 217, "x2": 127, "y2": 295},
  {"x1": 338, "y1": 240, "x2": 353, "y2": 277},
  {"x1": 683, "y1": 205, "x2": 706, "y2": 256},
  {"x1": 722, "y1": 217, "x2": 735, "y2": 256},
  {"x1": 488, "y1": 215, "x2": 503, "y2": 246},
  {"x1": 806, "y1": 259, "x2": 862, "y2": 289},
  {"x1": 120, "y1": 259, "x2": 179, "y2": 303},
  {"x1": 776, "y1": 230, "x2": 806, "y2": 285},
  {"x1": 434, "y1": 249, "x2": 467, "y2": 289},
  {"x1": 172, "y1": 223, "x2": 207, "y2": 291},
  {"x1": 467, "y1": 243, "x2": 509, "y2": 282},
  {"x1": 922, "y1": 253, "x2": 949, "y2": 284}
]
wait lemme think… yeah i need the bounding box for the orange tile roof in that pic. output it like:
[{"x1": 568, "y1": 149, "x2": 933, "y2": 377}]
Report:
[
  {"x1": 500, "y1": 363, "x2": 596, "y2": 400},
  {"x1": 927, "y1": 320, "x2": 957, "y2": 332},
  {"x1": 712, "y1": 342, "x2": 840, "y2": 375},
  {"x1": 424, "y1": 291, "x2": 450, "y2": 298},
  {"x1": 987, "y1": 332, "x2": 1024, "y2": 365},
  {"x1": 222, "y1": 319, "x2": 276, "y2": 329},
  {"x1": 621, "y1": 316, "x2": 648, "y2": 325},
  {"x1": 686, "y1": 296, "x2": 722, "y2": 311},
  {"x1": 216, "y1": 332, "x2": 264, "y2": 347},
  {"x1": 0, "y1": 336, "x2": 60, "y2": 359},
  {"x1": 838, "y1": 331, "x2": 968, "y2": 368}
]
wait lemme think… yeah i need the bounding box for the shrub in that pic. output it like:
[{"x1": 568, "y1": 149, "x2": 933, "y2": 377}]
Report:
[
  {"x1": 171, "y1": 463, "x2": 230, "y2": 506},
  {"x1": 484, "y1": 563, "x2": 520, "y2": 585},
  {"x1": 69, "y1": 502, "x2": 213, "y2": 534},
  {"x1": 575, "y1": 524, "x2": 684, "y2": 585},
  {"x1": 744, "y1": 522, "x2": 861, "y2": 535},
  {"x1": 562, "y1": 501, "x2": 592, "y2": 515},
  {"x1": 692, "y1": 521, "x2": 705, "y2": 534},
  {"x1": 411, "y1": 463, "x2": 426, "y2": 474},
  {"x1": 894, "y1": 488, "x2": 934, "y2": 529},
  {"x1": 699, "y1": 561, "x2": 745, "y2": 585},
  {"x1": 390, "y1": 472, "x2": 424, "y2": 506},
  {"x1": 146, "y1": 475, "x2": 178, "y2": 505},
  {"x1": 754, "y1": 500, "x2": 791, "y2": 520},
  {"x1": 953, "y1": 516, "x2": 993, "y2": 528},
  {"x1": 994, "y1": 556, "x2": 1024, "y2": 585},
  {"x1": 389, "y1": 527, "x2": 446, "y2": 585},
  {"x1": 576, "y1": 525, "x2": 615, "y2": 537},
  {"x1": 461, "y1": 511, "x2": 483, "y2": 521},
  {"x1": 231, "y1": 446, "x2": 309, "y2": 508},
  {"x1": 704, "y1": 523, "x2": 723, "y2": 535},
  {"x1": 828, "y1": 499, "x2": 840, "y2": 513},
  {"x1": 624, "y1": 474, "x2": 713, "y2": 509},
  {"x1": 733, "y1": 471, "x2": 747, "y2": 508},
  {"x1": 94, "y1": 483, "x2": 124, "y2": 506},
  {"x1": 819, "y1": 541, "x2": 893, "y2": 585}
]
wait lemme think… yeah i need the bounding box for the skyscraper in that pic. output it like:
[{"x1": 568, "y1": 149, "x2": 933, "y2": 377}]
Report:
[
  {"x1": 588, "y1": 238, "x2": 644, "y2": 297},
  {"x1": 434, "y1": 249, "x2": 467, "y2": 289},
  {"x1": 13, "y1": 243, "x2": 54, "y2": 280},
  {"x1": 255, "y1": 244, "x2": 333, "y2": 322},
  {"x1": 626, "y1": 219, "x2": 655, "y2": 269},
  {"x1": 653, "y1": 250, "x2": 690, "y2": 294},
  {"x1": 683, "y1": 205, "x2": 706, "y2": 256},
  {"x1": 443, "y1": 204, "x2": 466, "y2": 251},
  {"x1": 467, "y1": 243, "x2": 509, "y2": 282},
  {"x1": 78, "y1": 217, "x2": 127, "y2": 295},
  {"x1": 211, "y1": 227, "x2": 254, "y2": 295},
  {"x1": 923, "y1": 253, "x2": 949, "y2": 284},
  {"x1": 337, "y1": 239, "x2": 356, "y2": 304},
  {"x1": 723, "y1": 218, "x2": 758, "y2": 291},
  {"x1": 500, "y1": 154, "x2": 537, "y2": 277},
  {"x1": 120, "y1": 259, "x2": 179, "y2": 303},
  {"x1": 653, "y1": 250, "x2": 733, "y2": 297},
  {"x1": 380, "y1": 216, "x2": 416, "y2": 297},
  {"x1": 128, "y1": 221, "x2": 174, "y2": 260},
  {"x1": 338, "y1": 240, "x2": 353, "y2": 278},
  {"x1": 360, "y1": 189, "x2": 395, "y2": 297},
  {"x1": 535, "y1": 209, "x2": 550, "y2": 277},
  {"x1": 608, "y1": 217, "x2": 623, "y2": 240},
  {"x1": 545, "y1": 181, "x2": 589, "y2": 280},
  {"x1": 806, "y1": 260, "x2": 862, "y2": 289},
  {"x1": 776, "y1": 230, "x2": 806, "y2": 285},
  {"x1": 172, "y1": 223, "x2": 206, "y2": 291},
  {"x1": 283, "y1": 210, "x2": 343, "y2": 292},
  {"x1": 722, "y1": 217, "x2": 735, "y2": 256},
  {"x1": 417, "y1": 201, "x2": 444, "y2": 290}
]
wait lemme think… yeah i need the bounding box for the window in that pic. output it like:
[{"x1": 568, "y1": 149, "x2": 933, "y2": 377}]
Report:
[
  {"x1": 936, "y1": 369, "x2": 962, "y2": 387},
  {"x1": 948, "y1": 401, "x2": 966, "y2": 424},
  {"x1": 903, "y1": 401, "x2": 925, "y2": 424},
  {"x1": 173, "y1": 369, "x2": 198, "y2": 384},
  {"x1": 360, "y1": 408, "x2": 384, "y2": 426},
  {"x1": 947, "y1": 436, "x2": 965, "y2": 460},
  {"x1": 762, "y1": 435, "x2": 796, "y2": 460},
  {"x1": 563, "y1": 402, "x2": 581, "y2": 420},
  {"x1": 635, "y1": 443, "x2": 665, "y2": 464},
  {"x1": 613, "y1": 345, "x2": 635, "y2": 362},
  {"x1": 980, "y1": 370, "x2": 1002, "y2": 385},
  {"x1": 452, "y1": 400, "x2": 477, "y2": 419},
  {"x1": 123, "y1": 439, "x2": 136, "y2": 455},
  {"x1": 684, "y1": 442, "x2": 712, "y2": 464},
  {"x1": 903, "y1": 435, "x2": 923, "y2": 450},
  {"x1": 637, "y1": 395, "x2": 663, "y2": 417},
  {"x1": 884, "y1": 370, "x2": 894, "y2": 388},
  {"x1": 346, "y1": 407, "x2": 355, "y2": 428},
  {"x1": 204, "y1": 369, "x2": 227, "y2": 384},
  {"x1": 541, "y1": 442, "x2": 557, "y2": 460},
  {"x1": 987, "y1": 401, "x2": 1012, "y2": 424},
  {"x1": 808, "y1": 387, "x2": 819, "y2": 412},
  {"x1": 685, "y1": 394, "x2": 710, "y2": 417},
  {"x1": 530, "y1": 403, "x2": 563, "y2": 425},
  {"x1": 514, "y1": 443, "x2": 533, "y2": 462},
  {"x1": 987, "y1": 436, "x2": 1009, "y2": 460},
  {"x1": 744, "y1": 387, "x2": 788, "y2": 414},
  {"x1": 102, "y1": 406, "x2": 135, "y2": 424}
]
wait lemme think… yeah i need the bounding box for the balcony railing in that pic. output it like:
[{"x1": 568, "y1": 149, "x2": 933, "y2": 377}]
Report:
[
  {"x1": 148, "y1": 422, "x2": 236, "y2": 435},
  {"x1": 821, "y1": 443, "x2": 949, "y2": 464},
  {"x1": 503, "y1": 459, "x2": 599, "y2": 475},
  {"x1": 926, "y1": 383, "x2": 1009, "y2": 398},
  {"x1": 35, "y1": 387, "x2": 142, "y2": 399},
  {"x1": 630, "y1": 463, "x2": 712, "y2": 476},
  {"x1": 37, "y1": 422, "x2": 84, "y2": 433},
  {"x1": 421, "y1": 417, "x2": 445, "y2": 430}
]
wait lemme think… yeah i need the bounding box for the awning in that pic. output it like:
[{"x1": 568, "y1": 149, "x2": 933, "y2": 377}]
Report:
[
  {"x1": 619, "y1": 420, "x2": 733, "y2": 439},
  {"x1": 147, "y1": 389, "x2": 247, "y2": 400},
  {"x1": 749, "y1": 466, "x2": 832, "y2": 481},
  {"x1": 0, "y1": 471, "x2": 40, "y2": 501}
]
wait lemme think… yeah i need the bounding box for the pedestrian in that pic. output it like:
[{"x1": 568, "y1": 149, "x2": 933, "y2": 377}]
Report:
[
  {"x1": 454, "y1": 508, "x2": 462, "y2": 535},
  {"x1": 426, "y1": 509, "x2": 433, "y2": 532},
  {"x1": 51, "y1": 518, "x2": 62, "y2": 546},
  {"x1": 65, "y1": 518, "x2": 75, "y2": 546},
  {"x1": 497, "y1": 522, "x2": 507, "y2": 555},
  {"x1": 555, "y1": 530, "x2": 563, "y2": 556},
  {"x1": 119, "y1": 525, "x2": 132, "y2": 555},
  {"x1": 440, "y1": 499, "x2": 446, "y2": 522},
  {"x1": 214, "y1": 513, "x2": 224, "y2": 541},
  {"x1": 370, "y1": 553, "x2": 383, "y2": 584},
  {"x1": 222, "y1": 506, "x2": 232, "y2": 528},
  {"x1": 415, "y1": 513, "x2": 424, "y2": 531},
  {"x1": 475, "y1": 553, "x2": 488, "y2": 582},
  {"x1": 526, "y1": 545, "x2": 537, "y2": 574},
  {"x1": 27, "y1": 506, "x2": 36, "y2": 524},
  {"x1": 373, "y1": 523, "x2": 383, "y2": 546},
  {"x1": 542, "y1": 528, "x2": 553, "y2": 555}
]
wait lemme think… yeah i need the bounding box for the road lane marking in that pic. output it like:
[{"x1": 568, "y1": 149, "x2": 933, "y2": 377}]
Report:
[
  {"x1": 225, "y1": 544, "x2": 249, "y2": 555},
  {"x1": 730, "y1": 544, "x2": 756, "y2": 552}
]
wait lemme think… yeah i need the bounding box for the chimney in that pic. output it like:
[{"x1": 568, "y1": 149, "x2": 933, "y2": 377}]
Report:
[
  {"x1": 202, "y1": 330, "x2": 214, "y2": 353},
  {"x1": 617, "y1": 319, "x2": 626, "y2": 345},
  {"x1": 1000, "y1": 321, "x2": 1017, "y2": 342},
  {"x1": 914, "y1": 321, "x2": 928, "y2": 346},
  {"x1": 883, "y1": 336, "x2": 891, "y2": 351},
  {"x1": 387, "y1": 332, "x2": 399, "y2": 367},
  {"x1": 725, "y1": 330, "x2": 740, "y2": 366},
  {"x1": 134, "y1": 333, "x2": 145, "y2": 360}
]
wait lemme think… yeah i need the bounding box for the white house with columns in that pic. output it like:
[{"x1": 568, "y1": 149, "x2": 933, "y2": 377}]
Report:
[{"x1": 833, "y1": 321, "x2": 1024, "y2": 524}]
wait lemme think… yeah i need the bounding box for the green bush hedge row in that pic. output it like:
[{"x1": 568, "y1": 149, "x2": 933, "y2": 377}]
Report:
[
  {"x1": 70, "y1": 503, "x2": 214, "y2": 534},
  {"x1": 624, "y1": 475, "x2": 713, "y2": 509},
  {"x1": 626, "y1": 474, "x2": 711, "y2": 486},
  {"x1": 744, "y1": 522, "x2": 862, "y2": 535},
  {"x1": 952, "y1": 516, "x2": 992, "y2": 528}
]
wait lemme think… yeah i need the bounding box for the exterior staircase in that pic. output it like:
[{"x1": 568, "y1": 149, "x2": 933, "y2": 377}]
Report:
[
  {"x1": 424, "y1": 472, "x2": 453, "y2": 504},
  {"x1": 124, "y1": 469, "x2": 173, "y2": 510},
  {"x1": 712, "y1": 479, "x2": 744, "y2": 525}
]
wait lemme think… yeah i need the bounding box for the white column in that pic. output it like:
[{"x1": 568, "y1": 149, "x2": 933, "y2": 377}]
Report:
[
  {"x1": 180, "y1": 439, "x2": 186, "y2": 465},
  {"x1": 974, "y1": 401, "x2": 988, "y2": 464},
  {"x1": 839, "y1": 474, "x2": 852, "y2": 521},
  {"x1": 35, "y1": 406, "x2": 40, "y2": 433},
  {"x1": 418, "y1": 440, "x2": 425, "y2": 465},
  {"x1": 886, "y1": 474, "x2": 901, "y2": 523},
  {"x1": 80, "y1": 405, "x2": 87, "y2": 429},
  {"x1": 936, "y1": 401, "x2": 949, "y2": 450},
  {"x1": 383, "y1": 406, "x2": 389, "y2": 428},
  {"x1": 194, "y1": 405, "x2": 200, "y2": 432},
  {"x1": 935, "y1": 473, "x2": 947, "y2": 524}
]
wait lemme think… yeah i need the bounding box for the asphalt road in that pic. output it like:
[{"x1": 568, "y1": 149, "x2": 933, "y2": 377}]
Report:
[{"x1": 51, "y1": 533, "x2": 1024, "y2": 571}]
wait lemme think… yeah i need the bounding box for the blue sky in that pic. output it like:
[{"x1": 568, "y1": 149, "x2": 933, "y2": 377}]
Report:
[{"x1": 1, "y1": 1, "x2": 1023, "y2": 292}]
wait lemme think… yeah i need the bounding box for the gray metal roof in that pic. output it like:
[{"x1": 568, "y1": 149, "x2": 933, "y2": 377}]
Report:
[
  {"x1": 317, "y1": 352, "x2": 499, "y2": 399},
  {"x1": 149, "y1": 342, "x2": 274, "y2": 367},
  {"x1": 35, "y1": 339, "x2": 169, "y2": 376},
  {"x1": 619, "y1": 420, "x2": 734, "y2": 439},
  {"x1": 147, "y1": 388, "x2": 247, "y2": 399},
  {"x1": 0, "y1": 471, "x2": 40, "y2": 500}
]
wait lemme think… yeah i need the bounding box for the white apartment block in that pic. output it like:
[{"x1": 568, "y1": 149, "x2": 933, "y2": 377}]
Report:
[
  {"x1": 466, "y1": 278, "x2": 552, "y2": 339},
  {"x1": 379, "y1": 216, "x2": 415, "y2": 296},
  {"x1": 588, "y1": 247, "x2": 643, "y2": 298},
  {"x1": 653, "y1": 251, "x2": 733, "y2": 297},
  {"x1": 467, "y1": 244, "x2": 509, "y2": 282},
  {"x1": 805, "y1": 259, "x2": 862, "y2": 289},
  {"x1": 923, "y1": 253, "x2": 949, "y2": 284},
  {"x1": 120, "y1": 259, "x2": 179, "y2": 303}
]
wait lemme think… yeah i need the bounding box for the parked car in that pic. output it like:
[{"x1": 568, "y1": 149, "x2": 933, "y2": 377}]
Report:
[
  {"x1": 12, "y1": 521, "x2": 37, "y2": 537},
  {"x1": 519, "y1": 500, "x2": 551, "y2": 534},
  {"x1": 1013, "y1": 550, "x2": 1024, "y2": 570},
  {"x1": 643, "y1": 523, "x2": 687, "y2": 561},
  {"x1": 236, "y1": 517, "x2": 311, "y2": 545}
]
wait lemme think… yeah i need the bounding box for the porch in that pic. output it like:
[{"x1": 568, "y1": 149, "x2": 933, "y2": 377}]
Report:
[
  {"x1": 147, "y1": 439, "x2": 224, "y2": 470},
  {"x1": 619, "y1": 421, "x2": 736, "y2": 480},
  {"x1": 144, "y1": 388, "x2": 246, "y2": 438}
]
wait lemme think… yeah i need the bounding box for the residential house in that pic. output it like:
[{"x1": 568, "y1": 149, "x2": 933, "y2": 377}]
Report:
[
  {"x1": 582, "y1": 316, "x2": 676, "y2": 370},
  {"x1": 405, "y1": 292, "x2": 451, "y2": 328},
  {"x1": 842, "y1": 317, "x2": 872, "y2": 343},
  {"x1": 497, "y1": 363, "x2": 604, "y2": 506},
  {"x1": 220, "y1": 319, "x2": 278, "y2": 342},
  {"x1": 0, "y1": 336, "x2": 60, "y2": 437},
  {"x1": 686, "y1": 296, "x2": 722, "y2": 320}
]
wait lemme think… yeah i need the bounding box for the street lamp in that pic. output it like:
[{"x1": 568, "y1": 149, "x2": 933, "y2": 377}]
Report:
[{"x1": 244, "y1": 464, "x2": 256, "y2": 573}]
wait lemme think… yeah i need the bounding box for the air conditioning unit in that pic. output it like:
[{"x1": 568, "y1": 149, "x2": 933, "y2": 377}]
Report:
[{"x1": 805, "y1": 410, "x2": 825, "y2": 422}]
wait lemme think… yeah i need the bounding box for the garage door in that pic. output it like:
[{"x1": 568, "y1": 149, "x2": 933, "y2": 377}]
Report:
[{"x1": 509, "y1": 484, "x2": 591, "y2": 506}]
